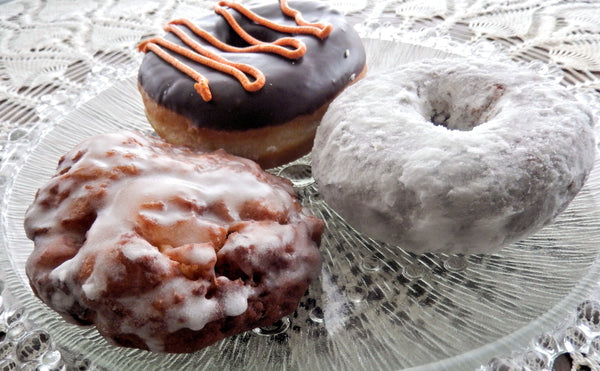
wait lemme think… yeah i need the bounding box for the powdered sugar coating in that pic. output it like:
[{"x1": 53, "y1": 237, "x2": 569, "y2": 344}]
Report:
[
  {"x1": 312, "y1": 58, "x2": 595, "y2": 254},
  {"x1": 24, "y1": 131, "x2": 323, "y2": 352}
]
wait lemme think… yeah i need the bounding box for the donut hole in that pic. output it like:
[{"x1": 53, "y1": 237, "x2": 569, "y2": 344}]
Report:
[
  {"x1": 428, "y1": 99, "x2": 454, "y2": 129},
  {"x1": 427, "y1": 98, "x2": 486, "y2": 131},
  {"x1": 430, "y1": 110, "x2": 450, "y2": 127},
  {"x1": 214, "y1": 17, "x2": 284, "y2": 48},
  {"x1": 222, "y1": 28, "x2": 251, "y2": 48},
  {"x1": 225, "y1": 26, "x2": 283, "y2": 47},
  {"x1": 423, "y1": 81, "x2": 506, "y2": 131}
]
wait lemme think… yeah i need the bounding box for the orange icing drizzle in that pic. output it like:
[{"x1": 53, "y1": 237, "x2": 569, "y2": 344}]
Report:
[{"x1": 138, "y1": 0, "x2": 333, "y2": 102}]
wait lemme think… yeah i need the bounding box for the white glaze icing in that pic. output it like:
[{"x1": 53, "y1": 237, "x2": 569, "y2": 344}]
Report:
[
  {"x1": 25, "y1": 131, "x2": 323, "y2": 351},
  {"x1": 312, "y1": 57, "x2": 596, "y2": 254}
]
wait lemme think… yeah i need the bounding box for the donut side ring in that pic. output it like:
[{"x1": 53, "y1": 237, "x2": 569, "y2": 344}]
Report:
[
  {"x1": 139, "y1": 66, "x2": 367, "y2": 169},
  {"x1": 312, "y1": 58, "x2": 596, "y2": 254},
  {"x1": 139, "y1": 84, "x2": 323, "y2": 169}
]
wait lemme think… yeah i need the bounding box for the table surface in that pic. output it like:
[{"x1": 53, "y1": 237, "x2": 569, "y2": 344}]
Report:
[{"x1": 1, "y1": 0, "x2": 600, "y2": 370}]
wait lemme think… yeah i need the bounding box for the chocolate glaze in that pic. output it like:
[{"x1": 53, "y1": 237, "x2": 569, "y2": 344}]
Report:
[{"x1": 138, "y1": 1, "x2": 366, "y2": 131}]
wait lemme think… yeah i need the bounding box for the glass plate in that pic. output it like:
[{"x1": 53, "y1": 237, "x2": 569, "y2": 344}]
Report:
[{"x1": 2, "y1": 39, "x2": 600, "y2": 370}]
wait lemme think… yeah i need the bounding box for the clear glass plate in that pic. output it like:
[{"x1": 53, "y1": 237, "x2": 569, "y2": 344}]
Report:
[{"x1": 2, "y1": 39, "x2": 600, "y2": 370}]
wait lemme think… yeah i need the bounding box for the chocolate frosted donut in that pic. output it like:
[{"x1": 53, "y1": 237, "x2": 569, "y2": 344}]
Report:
[
  {"x1": 24, "y1": 131, "x2": 323, "y2": 353},
  {"x1": 138, "y1": 0, "x2": 366, "y2": 168}
]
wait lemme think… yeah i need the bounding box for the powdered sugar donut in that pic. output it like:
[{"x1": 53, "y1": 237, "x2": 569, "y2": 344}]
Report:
[
  {"x1": 312, "y1": 58, "x2": 596, "y2": 254},
  {"x1": 24, "y1": 131, "x2": 323, "y2": 352}
]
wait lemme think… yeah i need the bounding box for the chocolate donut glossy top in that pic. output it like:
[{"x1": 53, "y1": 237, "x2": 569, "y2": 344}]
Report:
[{"x1": 138, "y1": 1, "x2": 366, "y2": 131}]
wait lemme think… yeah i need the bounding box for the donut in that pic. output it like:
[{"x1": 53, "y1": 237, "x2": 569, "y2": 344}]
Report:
[
  {"x1": 312, "y1": 58, "x2": 596, "y2": 254},
  {"x1": 137, "y1": 0, "x2": 366, "y2": 169},
  {"x1": 24, "y1": 131, "x2": 323, "y2": 353}
]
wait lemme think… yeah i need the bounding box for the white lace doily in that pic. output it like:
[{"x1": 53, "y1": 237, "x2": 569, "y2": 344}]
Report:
[{"x1": 1, "y1": 0, "x2": 600, "y2": 370}]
